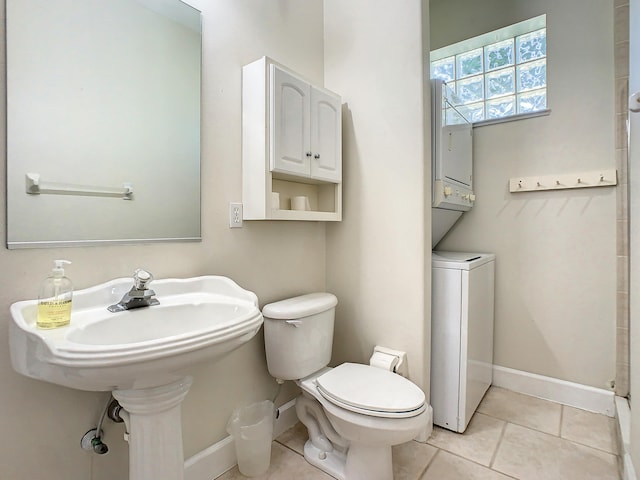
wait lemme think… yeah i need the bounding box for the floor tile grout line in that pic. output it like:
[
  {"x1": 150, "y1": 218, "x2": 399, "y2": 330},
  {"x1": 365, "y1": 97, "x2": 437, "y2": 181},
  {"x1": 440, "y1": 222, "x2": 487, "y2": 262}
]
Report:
[
  {"x1": 415, "y1": 444, "x2": 441, "y2": 480},
  {"x1": 437, "y1": 447, "x2": 520, "y2": 479},
  {"x1": 502, "y1": 420, "x2": 621, "y2": 458},
  {"x1": 276, "y1": 435, "x2": 442, "y2": 480},
  {"x1": 417, "y1": 447, "x2": 442, "y2": 479},
  {"x1": 479, "y1": 389, "x2": 619, "y2": 454},
  {"x1": 489, "y1": 419, "x2": 509, "y2": 470},
  {"x1": 274, "y1": 438, "x2": 304, "y2": 458},
  {"x1": 486, "y1": 421, "x2": 620, "y2": 480},
  {"x1": 557, "y1": 436, "x2": 621, "y2": 457},
  {"x1": 558, "y1": 409, "x2": 619, "y2": 455},
  {"x1": 472, "y1": 410, "x2": 561, "y2": 438},
  {"x1": 271, "y1": 439, "x2": 336, "y2": 479},
  {"x1": 427, "y1": 417, "x2": 617, "y2": 479}
]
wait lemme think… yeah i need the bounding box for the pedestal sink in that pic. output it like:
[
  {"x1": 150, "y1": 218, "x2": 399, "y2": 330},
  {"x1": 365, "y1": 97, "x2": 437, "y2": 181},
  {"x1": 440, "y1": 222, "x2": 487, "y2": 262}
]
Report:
[{"x1": 9, "y1": 275, "x2": 263, "y2": 480}]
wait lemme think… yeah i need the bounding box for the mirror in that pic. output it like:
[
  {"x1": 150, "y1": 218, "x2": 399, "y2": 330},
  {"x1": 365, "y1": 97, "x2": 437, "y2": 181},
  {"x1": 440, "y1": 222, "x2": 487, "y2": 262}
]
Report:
[{"x1": 6, "y1": 0, "x2": 202, "y2": 248}]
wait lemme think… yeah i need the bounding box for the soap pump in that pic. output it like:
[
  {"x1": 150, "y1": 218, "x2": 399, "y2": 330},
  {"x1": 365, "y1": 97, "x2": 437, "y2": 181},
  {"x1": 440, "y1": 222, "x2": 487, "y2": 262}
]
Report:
[{"x1": 37, "y1": 260, "x2": 73, "y2": 329}]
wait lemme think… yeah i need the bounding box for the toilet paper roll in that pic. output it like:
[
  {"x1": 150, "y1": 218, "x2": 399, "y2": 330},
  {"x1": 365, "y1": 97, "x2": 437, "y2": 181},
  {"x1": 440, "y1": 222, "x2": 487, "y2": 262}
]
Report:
[
  {"x1": 369, "y1": 351, "x2": 399, "y2": 372},
  {"x1": 291, "y1": 195, "x2": 311, "y2": 211}
]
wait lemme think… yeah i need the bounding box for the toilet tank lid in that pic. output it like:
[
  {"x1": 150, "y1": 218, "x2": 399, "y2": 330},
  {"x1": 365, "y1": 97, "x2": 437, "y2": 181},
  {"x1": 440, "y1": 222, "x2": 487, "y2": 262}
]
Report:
[{"x1": 262, "y1": 293, "x2": 338, "y2": 320}]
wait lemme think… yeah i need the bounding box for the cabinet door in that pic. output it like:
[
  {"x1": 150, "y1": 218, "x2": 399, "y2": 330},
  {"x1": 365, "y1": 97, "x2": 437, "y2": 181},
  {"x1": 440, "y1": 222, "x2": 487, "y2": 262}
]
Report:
[
  {"x1": 310, "y1": 88, "x2": 342, "y2": 182},
  {"x1": 270, "y1": 65, "x2": 311, "y2": 177}
]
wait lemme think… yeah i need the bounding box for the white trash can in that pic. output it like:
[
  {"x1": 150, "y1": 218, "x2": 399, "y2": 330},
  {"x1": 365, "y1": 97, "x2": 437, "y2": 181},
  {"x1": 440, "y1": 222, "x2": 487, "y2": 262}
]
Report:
[{"x1": 226, "y1": 400, "x2": 275, "y2": 477}]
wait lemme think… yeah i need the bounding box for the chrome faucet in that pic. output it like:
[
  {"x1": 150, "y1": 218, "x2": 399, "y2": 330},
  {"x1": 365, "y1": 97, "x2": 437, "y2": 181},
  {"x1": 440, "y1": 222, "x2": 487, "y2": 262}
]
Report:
[{"x1": 108, "y1": 269, "x2": 160, "y2": 312}]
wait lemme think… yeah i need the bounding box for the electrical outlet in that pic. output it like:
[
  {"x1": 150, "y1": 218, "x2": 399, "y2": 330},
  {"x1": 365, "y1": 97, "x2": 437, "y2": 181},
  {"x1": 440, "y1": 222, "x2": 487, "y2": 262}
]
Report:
[{"x1": 229, "y1": 202, "x2": 243, "y2": 228}]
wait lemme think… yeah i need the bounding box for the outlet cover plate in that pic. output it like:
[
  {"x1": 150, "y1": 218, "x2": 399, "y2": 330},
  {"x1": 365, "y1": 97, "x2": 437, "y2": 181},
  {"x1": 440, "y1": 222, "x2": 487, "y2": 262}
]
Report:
[{"x1": 229, "y1": 202, "x2": 243, "y2": 228}]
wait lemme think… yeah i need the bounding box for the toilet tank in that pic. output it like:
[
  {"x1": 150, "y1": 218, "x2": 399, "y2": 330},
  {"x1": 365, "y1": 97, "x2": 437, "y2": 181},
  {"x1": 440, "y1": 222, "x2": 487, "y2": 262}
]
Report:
[{"x1": 262, "y1": 293, "x2": 338, "y2": 380}]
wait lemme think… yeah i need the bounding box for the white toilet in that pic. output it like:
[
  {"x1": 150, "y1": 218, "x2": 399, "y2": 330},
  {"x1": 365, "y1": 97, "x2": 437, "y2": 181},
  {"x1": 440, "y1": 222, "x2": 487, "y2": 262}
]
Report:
[{"x1": 263, "y1": 293, "x2": 430, "y2": 480}]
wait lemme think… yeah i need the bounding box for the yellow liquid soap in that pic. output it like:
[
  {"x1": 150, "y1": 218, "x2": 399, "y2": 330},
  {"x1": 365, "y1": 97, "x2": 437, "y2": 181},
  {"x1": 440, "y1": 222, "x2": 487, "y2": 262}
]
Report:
[
  {"x1": 37, "y1": 299, "x2": 72, "y2": 329},
  {"x1": 37, "y1": 259, "x2": 73, "y2": 329}
]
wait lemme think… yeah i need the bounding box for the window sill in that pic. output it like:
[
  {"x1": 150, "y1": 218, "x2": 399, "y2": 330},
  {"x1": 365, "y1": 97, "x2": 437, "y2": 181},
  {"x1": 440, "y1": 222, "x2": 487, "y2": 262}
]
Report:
[{"x1": 472, "y1": 109, "x2": 551, "y2": 128}]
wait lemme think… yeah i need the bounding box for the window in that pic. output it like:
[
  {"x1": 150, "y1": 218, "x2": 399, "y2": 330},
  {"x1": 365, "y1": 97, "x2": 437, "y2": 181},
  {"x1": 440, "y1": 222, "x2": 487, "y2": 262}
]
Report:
[{"x1": 431, "y1": 15, "x2": 547, "y2": 123}]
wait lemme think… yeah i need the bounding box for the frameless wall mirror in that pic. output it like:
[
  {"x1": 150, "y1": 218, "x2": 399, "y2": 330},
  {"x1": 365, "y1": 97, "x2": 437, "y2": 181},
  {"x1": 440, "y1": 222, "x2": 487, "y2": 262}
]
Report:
[{"x1": 6, "y1": 0, "x2": 202, "y2": 248}]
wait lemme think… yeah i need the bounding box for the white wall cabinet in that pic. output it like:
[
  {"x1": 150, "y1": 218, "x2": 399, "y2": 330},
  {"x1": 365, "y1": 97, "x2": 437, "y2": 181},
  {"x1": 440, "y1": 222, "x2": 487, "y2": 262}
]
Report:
[
  {"x1": 242, "y1": 57, "x2": 342, "y2": 221},
  {"x1": 272, "y1": 66, "x2": 341, "y2": 182}
]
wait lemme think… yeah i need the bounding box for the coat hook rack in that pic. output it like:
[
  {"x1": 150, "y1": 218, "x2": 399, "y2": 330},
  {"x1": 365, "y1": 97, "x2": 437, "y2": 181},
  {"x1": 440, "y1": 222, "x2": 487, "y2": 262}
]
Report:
[{"x1": 509, "y1": 169, "x2": 617, "y2": 193}]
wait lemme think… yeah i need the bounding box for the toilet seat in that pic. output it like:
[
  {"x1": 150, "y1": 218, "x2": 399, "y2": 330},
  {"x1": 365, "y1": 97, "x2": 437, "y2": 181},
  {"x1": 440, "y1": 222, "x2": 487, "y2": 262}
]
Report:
[{"x1": 315, "y1": 363, "x2": 426, "y2": 418}]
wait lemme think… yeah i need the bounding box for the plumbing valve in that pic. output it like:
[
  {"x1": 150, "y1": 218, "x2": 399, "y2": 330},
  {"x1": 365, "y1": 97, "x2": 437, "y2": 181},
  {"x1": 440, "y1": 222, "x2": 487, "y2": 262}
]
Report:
[{"x1": 81, "y1": 428, "x2": 109, "y2": 455}]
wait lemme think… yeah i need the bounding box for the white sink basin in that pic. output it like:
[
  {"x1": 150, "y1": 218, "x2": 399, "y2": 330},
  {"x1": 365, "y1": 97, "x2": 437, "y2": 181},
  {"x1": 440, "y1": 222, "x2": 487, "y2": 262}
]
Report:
[{"x1": 9, "y1": 275, "x2": 263, "y2": 391}]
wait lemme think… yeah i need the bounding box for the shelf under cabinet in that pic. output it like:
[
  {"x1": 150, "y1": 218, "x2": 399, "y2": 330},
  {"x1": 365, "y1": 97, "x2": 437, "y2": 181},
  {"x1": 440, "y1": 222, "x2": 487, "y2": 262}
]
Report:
[
  {"x1": 244, "y1": 177, "x2": 342, "y2": 221},
  {"x1": 268, "y1": 209, "x2": 341, "y2": 221}
]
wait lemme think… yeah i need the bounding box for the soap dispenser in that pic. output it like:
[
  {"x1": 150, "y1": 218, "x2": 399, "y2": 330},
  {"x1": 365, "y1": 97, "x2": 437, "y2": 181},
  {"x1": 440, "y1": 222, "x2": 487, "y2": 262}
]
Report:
[{"x1": 37, "y1": 260, "x2": 73, "y2": 329}]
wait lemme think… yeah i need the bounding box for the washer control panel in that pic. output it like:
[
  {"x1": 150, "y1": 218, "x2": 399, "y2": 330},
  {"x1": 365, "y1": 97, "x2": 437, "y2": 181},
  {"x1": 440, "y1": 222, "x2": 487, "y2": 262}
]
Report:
[{"x1": 433, "y1": 180, "x2": 475, "y2": 211}]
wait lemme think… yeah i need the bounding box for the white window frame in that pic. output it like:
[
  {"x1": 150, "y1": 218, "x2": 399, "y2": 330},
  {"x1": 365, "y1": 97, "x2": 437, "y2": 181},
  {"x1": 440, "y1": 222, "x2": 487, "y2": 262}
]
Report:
[{"x1": 430, "y1": 14, "x2": 549, "y2": 126}]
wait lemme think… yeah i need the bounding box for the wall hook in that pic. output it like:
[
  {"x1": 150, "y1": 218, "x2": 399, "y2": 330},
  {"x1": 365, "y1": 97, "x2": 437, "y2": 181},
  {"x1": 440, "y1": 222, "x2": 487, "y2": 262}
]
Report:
[{"x1": 509, "y1": 169, "x2": 617, "y2": 193}]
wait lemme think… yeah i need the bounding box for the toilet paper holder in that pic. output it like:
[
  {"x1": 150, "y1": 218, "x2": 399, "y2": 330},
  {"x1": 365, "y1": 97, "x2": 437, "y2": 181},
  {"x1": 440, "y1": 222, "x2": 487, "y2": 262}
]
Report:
[{"x1": 370, "y1": 345, "x2": 408, "y2": 377}]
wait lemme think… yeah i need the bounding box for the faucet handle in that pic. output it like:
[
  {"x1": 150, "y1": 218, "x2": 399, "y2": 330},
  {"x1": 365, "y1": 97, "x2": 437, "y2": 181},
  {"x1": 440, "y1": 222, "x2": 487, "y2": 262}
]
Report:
[{"x1": 133, "y1": 269, "x2": 154, "y2": 290}]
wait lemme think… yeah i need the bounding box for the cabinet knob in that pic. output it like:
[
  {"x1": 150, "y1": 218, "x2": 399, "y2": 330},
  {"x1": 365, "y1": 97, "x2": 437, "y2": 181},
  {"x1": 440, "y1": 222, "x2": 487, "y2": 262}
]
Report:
[
  {"x1": 306, "y1": 152, "x2": 312, "y2": 157},
  {"x1": 314, "y1": 154, "x2": 320, "y2": 159}
]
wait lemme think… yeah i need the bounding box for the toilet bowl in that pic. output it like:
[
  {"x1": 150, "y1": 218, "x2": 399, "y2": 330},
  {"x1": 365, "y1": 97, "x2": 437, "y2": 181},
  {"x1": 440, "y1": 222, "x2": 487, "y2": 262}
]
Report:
[
  {"x1": 262, "y1": 293, "x2": 430, "y2": 480},
  {"x1": 297, "y1": 365, "x2": 429, "y2": 480}
]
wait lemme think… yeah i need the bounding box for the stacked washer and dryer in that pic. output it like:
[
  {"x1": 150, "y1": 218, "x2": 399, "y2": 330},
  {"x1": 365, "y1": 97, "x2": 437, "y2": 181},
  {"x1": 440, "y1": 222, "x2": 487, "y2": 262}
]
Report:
[{"x1": 430, "y1": 79, "x2": 495, "y2": 433}]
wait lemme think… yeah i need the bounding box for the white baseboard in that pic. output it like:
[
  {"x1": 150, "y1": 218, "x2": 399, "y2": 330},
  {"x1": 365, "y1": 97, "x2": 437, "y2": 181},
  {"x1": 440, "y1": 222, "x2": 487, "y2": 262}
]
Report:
[
  {"x1": 624, "y1": 454, "x2": 638, "y2": 480},
  {"x1": 184, "y1": 398, "x2": 299, "y2": 480},
  {"x1": 616, "y1": 396, "x2": 638, "y2": 480},
  {"x1": 492, "y1": 365, "x2": 615, "y2": 417},
  {"x1": 616, "y1": 396, "x2": 632, "y2": 452},
  {"x1": 184, "y1": 436, "x2": 236, "y2": 480}
]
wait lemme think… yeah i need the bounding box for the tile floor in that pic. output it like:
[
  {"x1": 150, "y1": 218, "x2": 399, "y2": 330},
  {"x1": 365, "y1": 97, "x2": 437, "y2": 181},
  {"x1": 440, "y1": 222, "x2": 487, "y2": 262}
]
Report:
[{"x1": 216, "y1": 387, "x2": 620, "y2": 480}]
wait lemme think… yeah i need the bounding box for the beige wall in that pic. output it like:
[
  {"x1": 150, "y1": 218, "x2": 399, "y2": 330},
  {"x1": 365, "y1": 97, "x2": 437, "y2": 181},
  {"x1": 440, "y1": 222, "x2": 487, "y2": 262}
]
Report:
[
  {"x1": 323, "y1": 0, "x2": 431, "y2": 392},
  {"x1": 0, "y1": 1, "x2": 328, "y2": 478},
  {"x1": 433, "y1": 0, "x2": 617, "y2": 389}
]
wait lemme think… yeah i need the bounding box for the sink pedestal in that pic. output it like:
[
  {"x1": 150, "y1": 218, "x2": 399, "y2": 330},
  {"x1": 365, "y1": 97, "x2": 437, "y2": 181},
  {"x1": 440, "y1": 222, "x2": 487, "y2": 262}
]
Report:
[{"x1": 113, "y1": 377, "x2": 193, "y2": 480}]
